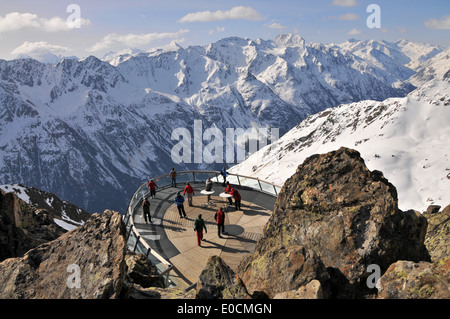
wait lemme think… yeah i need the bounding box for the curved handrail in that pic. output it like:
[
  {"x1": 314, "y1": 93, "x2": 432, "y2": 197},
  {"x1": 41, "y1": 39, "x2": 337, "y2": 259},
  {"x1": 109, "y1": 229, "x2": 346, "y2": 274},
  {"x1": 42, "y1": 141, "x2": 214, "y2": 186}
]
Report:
[{"x1": 123, "y1": 170, "x2": 281, "y2": 288}]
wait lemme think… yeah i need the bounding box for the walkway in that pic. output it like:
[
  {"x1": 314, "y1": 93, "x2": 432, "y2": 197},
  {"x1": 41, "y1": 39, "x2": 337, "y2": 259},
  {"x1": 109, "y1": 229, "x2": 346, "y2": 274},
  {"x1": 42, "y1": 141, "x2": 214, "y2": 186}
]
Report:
[{"x1": 132, "y1": 182, "x2": 276, "y2": 289}]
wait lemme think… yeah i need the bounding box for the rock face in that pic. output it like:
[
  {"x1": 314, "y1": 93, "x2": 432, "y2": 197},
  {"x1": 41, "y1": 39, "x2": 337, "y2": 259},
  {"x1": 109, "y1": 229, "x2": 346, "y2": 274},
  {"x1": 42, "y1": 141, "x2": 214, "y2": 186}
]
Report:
[
  {"x1": 377, "y1": 260, "x2": 450, "y2": 299},
  {"x1": 196, "y1": 256, "x2": 251, "y2": 299},
  {"x1": 376, "y1": 205, "x2": 450, "y2": 299},
  {"x1": 424, "y1": 205, "x2": 450, "y2": 263},
  {"x1": 0, "y1": 210, "x2": 127, "y2": 299},
  {"x1": 238, "y1": 147, "x2": 430, "y2": 298},
  {"x1": 0, "y1": 190, "x2": 66, "y2": 262}
]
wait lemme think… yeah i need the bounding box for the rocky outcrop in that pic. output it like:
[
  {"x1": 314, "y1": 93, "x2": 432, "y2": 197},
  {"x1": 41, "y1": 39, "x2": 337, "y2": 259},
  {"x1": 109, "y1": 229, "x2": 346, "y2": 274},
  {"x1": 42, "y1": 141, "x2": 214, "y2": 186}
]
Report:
[
  {"x1": 124, "y1": 251, "x2": 164, "y2": 289},
  {"x1": 273, "y1": 280, "x2": 324, "y2": 299},
  {"x1": 424, "y1": 205, "x2": 450, "y2": 263},
  {"x1": 196, "y1": 256, "x2": 251, "y2": 299},
  {"x1": 0, "y1": 190, "x2": 66, "y2": 262},
  {"x1": 238, "y1": 147, "x2": 430, "y2": 298},
  {"x1": 376, "y1": 205, "x2": 450, "y2": 299},
  {"x1": 0, "y1": 210, "x2": 127, "y2": 299},
  {"x1": 377, "y1": 259, "x2": 450, "y2": 299}
]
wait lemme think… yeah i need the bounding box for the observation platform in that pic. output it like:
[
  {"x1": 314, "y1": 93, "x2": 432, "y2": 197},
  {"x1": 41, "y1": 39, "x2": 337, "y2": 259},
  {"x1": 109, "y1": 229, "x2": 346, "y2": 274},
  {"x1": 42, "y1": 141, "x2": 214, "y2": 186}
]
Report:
[{"x1": 124, "y1": 171, "x2": 280, "y2": 290}]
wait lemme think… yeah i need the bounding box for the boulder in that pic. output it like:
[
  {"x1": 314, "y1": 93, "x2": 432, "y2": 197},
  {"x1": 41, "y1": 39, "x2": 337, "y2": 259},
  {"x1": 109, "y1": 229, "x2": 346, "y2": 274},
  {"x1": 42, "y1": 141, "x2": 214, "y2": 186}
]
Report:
[
  {"x1": 196, "y1": 256, "x2": 251, "y2": 299},
  {"x1": 238, "y1": 245, "x2": 329, "y2": 298},
  {"x1": 377, "y1": 259, "x2": 450, "y2": 299},
  {"x1": 124, "y1": 251, "x2": 164, "y2": 288},
  {"x1": 0, "y1": 210, "x2": 127, "y2": 299},
  {"x1": 424, "y1": 204, "x2": 450, "y2": 262},
  {"x1": 238, "y1": 147, "x2": 430, "y2": 298},
  {"x1": 273, "y1": 280, "x2": 324, "y2": 299}
]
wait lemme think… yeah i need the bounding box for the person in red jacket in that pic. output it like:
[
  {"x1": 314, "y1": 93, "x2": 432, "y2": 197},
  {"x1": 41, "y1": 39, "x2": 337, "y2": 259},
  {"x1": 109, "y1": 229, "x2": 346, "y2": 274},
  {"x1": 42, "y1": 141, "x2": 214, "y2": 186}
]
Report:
[
  {"x1": 224, "y1": 182, "x2": 233, "y2": 206},
  {"x1": 230, "y1": 188, "x2": 241, "y2": 210},
  {"x1": 184, "y1": 182, "x2": 195, "y2": 206},
  {"x1": 214, "y1": 207, "x2": 226, "y2": 238},
  {"x1": 147, "y1": 179, "x2": 158, "y2": 198}
]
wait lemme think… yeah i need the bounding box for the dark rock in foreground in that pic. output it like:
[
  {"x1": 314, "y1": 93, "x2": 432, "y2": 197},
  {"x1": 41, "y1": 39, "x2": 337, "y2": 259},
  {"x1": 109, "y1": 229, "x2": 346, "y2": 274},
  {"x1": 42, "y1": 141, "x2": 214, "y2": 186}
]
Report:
[
  {"x1": 238, "y1": 147, "x2": 430, "y2": 298},
  {"x1": 0, "y1": 210, "x2": 127, "y2": 299}
]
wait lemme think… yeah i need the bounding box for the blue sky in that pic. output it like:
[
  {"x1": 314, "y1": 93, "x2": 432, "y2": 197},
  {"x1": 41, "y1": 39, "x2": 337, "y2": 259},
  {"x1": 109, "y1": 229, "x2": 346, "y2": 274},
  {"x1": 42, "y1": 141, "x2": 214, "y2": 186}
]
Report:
[{"x1": 0, "y1": 0, "x2": 449, "y2": 60}]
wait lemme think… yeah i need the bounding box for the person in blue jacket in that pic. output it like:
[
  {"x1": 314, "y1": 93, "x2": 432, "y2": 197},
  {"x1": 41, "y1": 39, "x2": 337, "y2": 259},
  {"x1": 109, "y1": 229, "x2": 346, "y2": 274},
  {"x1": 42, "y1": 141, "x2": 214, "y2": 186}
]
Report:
[
  {"x1": 174, "y1": 191, "x2": 187, "y2": 218},
  {"x1": 220, "y1": 167, "x2": 228, "y2": 186}
]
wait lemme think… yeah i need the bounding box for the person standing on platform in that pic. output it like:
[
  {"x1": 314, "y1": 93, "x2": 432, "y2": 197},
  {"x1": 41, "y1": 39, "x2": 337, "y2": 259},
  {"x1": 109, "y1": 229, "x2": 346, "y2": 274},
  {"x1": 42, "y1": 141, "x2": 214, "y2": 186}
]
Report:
[
  {"x1": 194, "y1": 214, "x2": 207, "y2": 246},
  {"x1": 224, "y1": 181, "x2": 233, "y2": 206},
  {"x1": 205, "y1": 177, "x2": 213, "y2": 202},
  {"x1": 184, "y1": 182, "x2": 195, "y2": 206},
  {"x1": 230, "y1": 188, "x2": 241, "y2": 210},
  {"x1": 142, "y1": 197, "x2": 152, "y2": 224},
  {"x1": 174, "y1": 191, "x2": 187, "y2": 218},
  {"x1": 214, "y1": 207, "x2": 226, "y2": 238},
  {"x1": 147, "y1": 179, "x2": 158, "y2": 198},
  {"x1": 170, "y1": 168, "x2": 177, "y2": 187},
  {"x1": 220, "y1": 167, "x2": 228, "y2": 186}
]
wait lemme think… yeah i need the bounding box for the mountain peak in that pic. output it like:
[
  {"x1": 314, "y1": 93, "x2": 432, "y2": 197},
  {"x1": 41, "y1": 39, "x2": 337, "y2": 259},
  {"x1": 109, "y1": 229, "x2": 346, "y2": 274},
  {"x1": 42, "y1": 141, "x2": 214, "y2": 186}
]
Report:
[{"x1": 274, "y1": 33, "x2": 306, "y2": 47}]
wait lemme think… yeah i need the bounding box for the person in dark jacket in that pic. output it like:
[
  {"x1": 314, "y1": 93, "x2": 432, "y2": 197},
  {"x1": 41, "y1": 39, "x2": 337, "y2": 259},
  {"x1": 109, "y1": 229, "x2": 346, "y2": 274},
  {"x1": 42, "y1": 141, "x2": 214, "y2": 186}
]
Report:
[
  {"x1": 214, "y1": 207, "x2": 226, "y2": 238},
  {"x1": 194, "y1": 214, "x2": 207, "y2": 246},
  {"x1": 142, "y1": 197, "x2": 152, "y2": 224},
  {"x1": 174, "y1": 191, "x2": 187, "y2": 218}
]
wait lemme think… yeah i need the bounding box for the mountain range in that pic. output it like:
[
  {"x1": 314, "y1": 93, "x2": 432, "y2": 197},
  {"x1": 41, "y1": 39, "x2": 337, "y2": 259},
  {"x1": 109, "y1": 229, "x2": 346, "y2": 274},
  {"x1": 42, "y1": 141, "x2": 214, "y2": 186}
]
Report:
[
  {"x1": 0, "y1": 34, "x2": 446, "y2": 213},
  {"x1": 230, "y1": 47, "x2": 450, "y2": 212}
]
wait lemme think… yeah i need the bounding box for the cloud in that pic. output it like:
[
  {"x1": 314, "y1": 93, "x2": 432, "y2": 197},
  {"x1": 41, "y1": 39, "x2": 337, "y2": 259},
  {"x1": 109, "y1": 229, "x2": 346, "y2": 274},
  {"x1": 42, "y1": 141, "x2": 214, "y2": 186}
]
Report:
[
  {"x1": 209, "y1": 26, "x2": 226, "y2": 35},
  {"x1": 347, "y1": 28, "x2": 362, "y2": 35},
  {"x1": 339, "y1": 13, "x2": 360, "y2": 21},
  {"x1": 88, "y1": 29, "x2": 190, "y2": 52},
  {"x1": 424, "y1": 15, "x2": 450, "y2": 30},
  {"x1": 0, "y1": 12, "x2": 90, "y2": 33},
  {"x1": 268, "y1": 22, "x2": 285, "y2": 30},
  {"x1": 332, "y1": 0, "x2": 358, "y2": 7},
  {"x1": 11, "y1": 41, "x2": 70, "y2": 58},
  {"x1": 178, "y1": 6, "x2": 263, "y2": 23}
]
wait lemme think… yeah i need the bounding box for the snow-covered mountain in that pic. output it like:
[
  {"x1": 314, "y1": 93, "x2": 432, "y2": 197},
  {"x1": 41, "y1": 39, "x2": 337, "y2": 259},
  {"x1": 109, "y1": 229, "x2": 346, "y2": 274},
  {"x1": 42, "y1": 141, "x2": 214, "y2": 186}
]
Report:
[
  {"x1": 0, "y1": 34, "x2": 443, "y2": 213},
  {"x1": 230, "y1": 48, "x2": 450, "y2": 212}
]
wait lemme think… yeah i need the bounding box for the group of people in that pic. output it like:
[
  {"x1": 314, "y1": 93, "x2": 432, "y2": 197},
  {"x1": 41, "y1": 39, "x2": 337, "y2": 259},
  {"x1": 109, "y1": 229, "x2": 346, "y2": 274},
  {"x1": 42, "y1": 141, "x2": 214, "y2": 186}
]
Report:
[{"x1": 142, "y1": 167, "x2": 242, "y2": 246}]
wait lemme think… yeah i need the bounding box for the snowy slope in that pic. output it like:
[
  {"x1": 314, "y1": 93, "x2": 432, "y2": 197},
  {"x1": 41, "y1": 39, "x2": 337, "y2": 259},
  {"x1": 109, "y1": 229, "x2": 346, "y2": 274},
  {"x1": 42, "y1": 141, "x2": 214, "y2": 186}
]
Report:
[{"x1": 230, "y1": 52, "x2": 450, "y2": 212}]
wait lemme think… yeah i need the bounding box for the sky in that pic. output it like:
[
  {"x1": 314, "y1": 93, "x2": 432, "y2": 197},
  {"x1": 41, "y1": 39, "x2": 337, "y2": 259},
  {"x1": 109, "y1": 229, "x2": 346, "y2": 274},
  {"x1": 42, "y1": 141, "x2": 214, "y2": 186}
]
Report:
[{"x1": 0, "y1": 0, "x2": 449, "y2": 61}]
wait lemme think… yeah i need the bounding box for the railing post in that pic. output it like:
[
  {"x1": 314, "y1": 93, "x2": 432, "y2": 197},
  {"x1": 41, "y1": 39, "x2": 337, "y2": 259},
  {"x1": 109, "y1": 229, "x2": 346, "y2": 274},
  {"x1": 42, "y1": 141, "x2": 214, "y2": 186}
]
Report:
[
  {"x1": 257, "y1": 178, "x2": 262, "y2": 191},
  {"x1": 237, "y1": 175, "x2": 241, "y2": 186},
  {"x1": 133, "y1": 235, "x2": 141, "y2": 252},
  {"x1": 273, "y1": 185, "x2": 278, "y2": 196}
]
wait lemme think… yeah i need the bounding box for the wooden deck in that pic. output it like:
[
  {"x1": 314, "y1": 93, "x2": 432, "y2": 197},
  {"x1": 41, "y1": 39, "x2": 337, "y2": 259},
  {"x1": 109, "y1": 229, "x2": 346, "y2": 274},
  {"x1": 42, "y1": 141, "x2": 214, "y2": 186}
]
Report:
[{"x1": 132, "y1": 184, "x2": 274, "y2": 290}]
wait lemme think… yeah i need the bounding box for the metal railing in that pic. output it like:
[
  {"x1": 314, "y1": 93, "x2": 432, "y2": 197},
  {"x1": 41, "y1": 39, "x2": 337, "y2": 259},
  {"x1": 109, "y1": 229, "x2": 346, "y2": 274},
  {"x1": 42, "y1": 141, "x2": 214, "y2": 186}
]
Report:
[{"x1": 123, "y1": 170, "x2": 282, "y2": 288}]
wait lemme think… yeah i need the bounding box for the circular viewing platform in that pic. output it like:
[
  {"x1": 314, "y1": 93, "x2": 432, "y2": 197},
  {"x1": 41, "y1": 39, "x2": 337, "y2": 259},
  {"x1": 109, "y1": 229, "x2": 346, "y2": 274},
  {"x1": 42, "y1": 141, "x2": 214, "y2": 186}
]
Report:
[{"x1": 123, "y1": 171, "x2": 280, "y2": 290}]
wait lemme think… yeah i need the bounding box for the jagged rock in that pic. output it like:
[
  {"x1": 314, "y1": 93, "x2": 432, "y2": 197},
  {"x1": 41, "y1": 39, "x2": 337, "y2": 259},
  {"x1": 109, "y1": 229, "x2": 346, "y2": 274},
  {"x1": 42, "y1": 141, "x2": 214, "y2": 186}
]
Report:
[
  {"x1": 0, "y1": 190, "x2": 66, "y2": 262},
  {"x1": 125, "y1": 251, "x2": 164, "y2": 288},
  {"x1": 196, "y1": 256, "x2": 251, "y2": 299},
  {"x1": 238, "y1": 245, "x2": 329, "y2": 298},
  {"x1": 377, "y1": 259, "x2": 450, "y2": 299},
  {"x1": 238, "y1": 147, "x2": 430, "y2": 298},
  {"x1": 273, "y1": 280, "x2": 324, "y2": 299},
  {"x1": 0, "y1": 210, "x2": 127, "y2": 299},
  {"x1": 424, "y1": 204, "x2": 450, "y2": 262}
]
